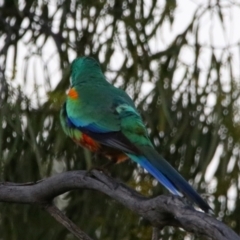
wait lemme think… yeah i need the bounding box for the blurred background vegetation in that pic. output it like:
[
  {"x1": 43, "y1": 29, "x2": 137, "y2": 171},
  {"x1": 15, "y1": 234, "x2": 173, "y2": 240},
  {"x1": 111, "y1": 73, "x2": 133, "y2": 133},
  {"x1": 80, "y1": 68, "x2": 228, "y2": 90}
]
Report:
[{"x1": 0, "y1": 0, "x2": 240, "y2": 239}]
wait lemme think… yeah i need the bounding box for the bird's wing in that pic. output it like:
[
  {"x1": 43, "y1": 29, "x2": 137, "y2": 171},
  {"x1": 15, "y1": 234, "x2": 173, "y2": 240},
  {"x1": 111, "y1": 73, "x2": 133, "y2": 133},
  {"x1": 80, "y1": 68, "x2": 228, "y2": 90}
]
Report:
[
  {"x1": 66, "y1": 85, "x2": 123, "y2": 133},
  {"x1": 66, "y1": 90, "x2": 145, "y2": 154}
]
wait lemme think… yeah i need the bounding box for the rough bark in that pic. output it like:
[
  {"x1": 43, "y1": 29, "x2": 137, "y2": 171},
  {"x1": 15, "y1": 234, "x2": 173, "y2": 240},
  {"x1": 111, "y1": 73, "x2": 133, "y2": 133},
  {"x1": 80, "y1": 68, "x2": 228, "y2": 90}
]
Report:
[{"x1": 0, "y1": 170, "x2": 239, "y2": 240}]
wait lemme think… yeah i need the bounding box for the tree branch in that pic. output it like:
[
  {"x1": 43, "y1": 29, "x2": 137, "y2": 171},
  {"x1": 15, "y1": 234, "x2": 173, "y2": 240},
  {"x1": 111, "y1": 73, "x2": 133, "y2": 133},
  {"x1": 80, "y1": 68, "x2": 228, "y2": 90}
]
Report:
[
  {"x1": 0, "y1": 170, "x2": 239, "y2": 240},
  {"x1": 43, "y1": 203, "x2": 93, "y2": 240}
]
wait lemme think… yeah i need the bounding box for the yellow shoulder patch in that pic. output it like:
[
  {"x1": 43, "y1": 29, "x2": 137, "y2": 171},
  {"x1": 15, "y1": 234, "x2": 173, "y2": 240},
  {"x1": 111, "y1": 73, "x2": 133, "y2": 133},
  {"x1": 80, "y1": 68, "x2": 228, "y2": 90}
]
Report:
[{"x1": 68, "y1": 88, "x2": 78, "y2": 99}]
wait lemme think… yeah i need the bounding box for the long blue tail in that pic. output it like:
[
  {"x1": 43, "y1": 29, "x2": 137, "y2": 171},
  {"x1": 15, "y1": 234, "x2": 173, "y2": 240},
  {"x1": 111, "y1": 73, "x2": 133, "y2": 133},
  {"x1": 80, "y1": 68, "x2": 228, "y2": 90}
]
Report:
[{"x1": 127, "y1": 145, "x2": 210, "y2": 212}]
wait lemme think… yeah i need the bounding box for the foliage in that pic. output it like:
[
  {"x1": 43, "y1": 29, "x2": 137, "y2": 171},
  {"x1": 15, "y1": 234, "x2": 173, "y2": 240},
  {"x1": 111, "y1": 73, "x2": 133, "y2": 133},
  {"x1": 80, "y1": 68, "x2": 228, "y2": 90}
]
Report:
[{"x1": 0, "y1": 0, "x2": 240, "y2": 239}]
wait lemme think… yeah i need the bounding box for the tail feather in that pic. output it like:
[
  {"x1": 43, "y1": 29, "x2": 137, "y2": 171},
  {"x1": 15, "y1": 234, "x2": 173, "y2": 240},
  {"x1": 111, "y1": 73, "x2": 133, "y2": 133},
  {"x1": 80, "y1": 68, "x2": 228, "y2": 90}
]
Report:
[
  {"x1": 128, "y1": 154, "x2": 181, "y2": 196},
  {"x1": 127, "y1": 146, "x2": 211, "y2": 212}
]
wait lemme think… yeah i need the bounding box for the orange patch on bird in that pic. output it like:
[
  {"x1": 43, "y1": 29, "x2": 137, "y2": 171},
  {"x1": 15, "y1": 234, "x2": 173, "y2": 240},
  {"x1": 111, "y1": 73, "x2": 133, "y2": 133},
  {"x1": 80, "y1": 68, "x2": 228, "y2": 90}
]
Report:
[
  {"x1": 68, "y1": 88, "x2": 78, "y2": 99},
  {"x1": 105, "y1": 153, "x2": 129, "y2": 163},
  {"x1": 77, "y1": 134, "x2": 100, "y2": 152}
]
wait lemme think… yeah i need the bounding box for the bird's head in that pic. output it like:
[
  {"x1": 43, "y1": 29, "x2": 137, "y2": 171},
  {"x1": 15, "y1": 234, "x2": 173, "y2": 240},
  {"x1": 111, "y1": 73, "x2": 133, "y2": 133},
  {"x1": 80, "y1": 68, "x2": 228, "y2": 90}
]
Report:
[{"x1": 70, "y1": 56, "x2": 107, "y2": 86}]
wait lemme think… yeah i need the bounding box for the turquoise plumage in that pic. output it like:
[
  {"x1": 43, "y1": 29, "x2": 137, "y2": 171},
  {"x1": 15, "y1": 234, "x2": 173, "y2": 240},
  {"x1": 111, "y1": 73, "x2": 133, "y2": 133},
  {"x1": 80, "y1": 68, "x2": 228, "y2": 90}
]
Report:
[{"x1": 60, "y1": 56, "x2": 211, "y2": 212}]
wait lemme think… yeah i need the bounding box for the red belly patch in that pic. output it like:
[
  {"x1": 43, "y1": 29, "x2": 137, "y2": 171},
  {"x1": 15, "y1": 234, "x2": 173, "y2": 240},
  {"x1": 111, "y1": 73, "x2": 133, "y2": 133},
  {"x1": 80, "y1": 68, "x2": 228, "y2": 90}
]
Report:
[{"x1": 75, "y1": 133, "x2": 100, "y2": 152}]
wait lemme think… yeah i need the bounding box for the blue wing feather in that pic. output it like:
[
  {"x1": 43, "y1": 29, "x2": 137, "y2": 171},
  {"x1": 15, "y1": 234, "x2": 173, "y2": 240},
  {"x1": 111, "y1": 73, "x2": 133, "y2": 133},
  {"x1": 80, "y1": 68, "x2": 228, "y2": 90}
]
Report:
[{"x1": 68, "y1": 116, "x2": 112, "y2": 133}]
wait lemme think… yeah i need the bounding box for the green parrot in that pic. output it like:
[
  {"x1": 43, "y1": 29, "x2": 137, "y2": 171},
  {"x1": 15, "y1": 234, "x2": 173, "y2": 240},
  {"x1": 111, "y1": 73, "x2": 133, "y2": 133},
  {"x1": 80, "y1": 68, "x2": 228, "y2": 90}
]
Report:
[{"x1": 60, "y1": 56, "x2": 210, "y2": 212}]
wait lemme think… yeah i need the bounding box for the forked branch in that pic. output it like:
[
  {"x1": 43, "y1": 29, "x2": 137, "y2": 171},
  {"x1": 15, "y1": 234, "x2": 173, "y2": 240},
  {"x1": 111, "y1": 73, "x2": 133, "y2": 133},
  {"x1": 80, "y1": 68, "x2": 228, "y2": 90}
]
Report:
[{"x1": 0, "y1": 170, "x2": 239, "y2": 240}]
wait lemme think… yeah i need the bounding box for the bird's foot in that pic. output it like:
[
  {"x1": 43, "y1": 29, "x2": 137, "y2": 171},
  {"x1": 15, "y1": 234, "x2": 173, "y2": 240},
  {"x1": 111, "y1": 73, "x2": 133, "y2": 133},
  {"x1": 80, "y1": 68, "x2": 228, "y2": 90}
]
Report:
[
  {"x1": 88, "y1": 155, "x2": 116, "y2": 174},
  {"x1": 85, "y1": 167, "x2": 120, "y2": 190},
  {"x1": 86, "y1": 165, "x2": 111, "y2": 176}
]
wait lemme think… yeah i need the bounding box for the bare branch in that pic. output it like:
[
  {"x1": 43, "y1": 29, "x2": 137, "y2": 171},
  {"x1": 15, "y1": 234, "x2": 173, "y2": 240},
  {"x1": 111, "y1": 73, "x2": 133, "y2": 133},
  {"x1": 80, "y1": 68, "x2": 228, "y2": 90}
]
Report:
[
  {"x1": 43, "y1": 203, "x2": 93, "y2": 240},
  {"x1": 151, "y1": 227, "x2": 160, "y2": 240},
  {"x1": 0, "y1": 170, "x2": 239, "y2": 240}
]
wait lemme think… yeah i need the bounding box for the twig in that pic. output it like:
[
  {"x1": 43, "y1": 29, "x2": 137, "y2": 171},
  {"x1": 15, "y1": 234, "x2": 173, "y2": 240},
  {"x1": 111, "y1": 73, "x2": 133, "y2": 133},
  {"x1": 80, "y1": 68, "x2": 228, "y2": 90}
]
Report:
[
  {"x1": 152, "y1": 227, "x2": 159, "y2": 240},
  {"x1": 43, "y1": 203, "x2": 93, "y2": 240}
]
